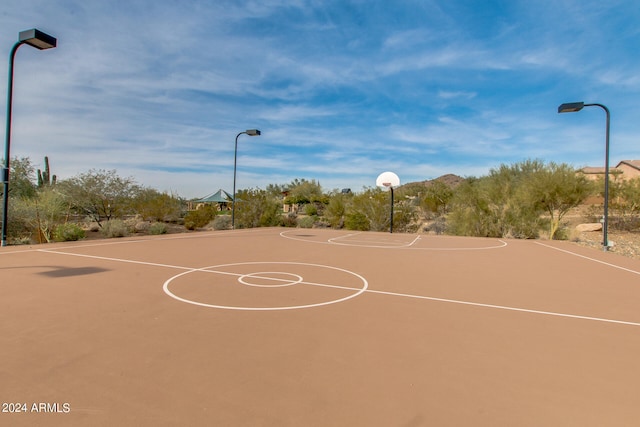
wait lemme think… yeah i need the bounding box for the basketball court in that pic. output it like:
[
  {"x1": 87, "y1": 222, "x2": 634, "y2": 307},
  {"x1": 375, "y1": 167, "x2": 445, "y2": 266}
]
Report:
[{"x1": 2, "y1": 227, "x2": 640, "y2": 426}]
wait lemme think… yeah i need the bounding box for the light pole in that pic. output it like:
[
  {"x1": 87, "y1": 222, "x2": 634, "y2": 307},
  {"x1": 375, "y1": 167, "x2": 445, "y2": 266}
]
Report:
[
  {"x1": 2, "y1": 29, "x2": 57, "y2": 247},
  {"x1": 558, "y1": 101, "x2": 611, "y2": 251},
  {"x1": 232, "y1": 129, "x2": 261, "y2": 229}
]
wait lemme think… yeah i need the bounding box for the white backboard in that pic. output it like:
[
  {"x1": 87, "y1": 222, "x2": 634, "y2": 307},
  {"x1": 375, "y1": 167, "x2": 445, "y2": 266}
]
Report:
[{"x1": 376, "y1": 171, "x2": 400, "y2": 189}]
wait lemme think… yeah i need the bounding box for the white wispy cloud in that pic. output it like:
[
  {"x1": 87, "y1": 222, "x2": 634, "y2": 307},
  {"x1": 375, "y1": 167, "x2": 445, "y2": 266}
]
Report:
[{"x1": 1, "y1": 0, "x2": 639, "y2": 199}]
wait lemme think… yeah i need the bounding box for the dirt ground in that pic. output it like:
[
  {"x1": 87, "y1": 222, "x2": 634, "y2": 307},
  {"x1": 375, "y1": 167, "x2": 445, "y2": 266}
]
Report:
[
  {"x1": 563, "y1": 205, "x2": 640, "y2": 259},
  {"x1": 572, "y1": 230, "x2": 640, "y2": 259}
]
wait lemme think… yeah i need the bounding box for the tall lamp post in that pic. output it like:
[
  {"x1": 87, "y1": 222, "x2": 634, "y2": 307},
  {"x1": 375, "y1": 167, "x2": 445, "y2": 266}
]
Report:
[
  {"x1": 2, "y1": 29, "x2": 57, "y2": 247},
  {"x1": 232, "y1": 129, "x2": 261, "y2": 229},
  {"x1": 558, "y1": 101, "x2": 611, "y2": 251}
]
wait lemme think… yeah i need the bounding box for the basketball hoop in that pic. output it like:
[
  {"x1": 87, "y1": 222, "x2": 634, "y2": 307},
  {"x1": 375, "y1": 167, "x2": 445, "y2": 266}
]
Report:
[
  {"x1": 375, "y1": 171, "x2": 400, "y2": 233},
  {"x1": 376, "y1": 171, "x2": 400, "y2": 189}
]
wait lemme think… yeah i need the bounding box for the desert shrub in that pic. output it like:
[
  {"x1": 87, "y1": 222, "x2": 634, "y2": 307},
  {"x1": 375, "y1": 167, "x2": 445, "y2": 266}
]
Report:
[
  {"x1": 100, "y1": 219, "x2": 130, "y2": 238},
  {"x1": 212, "y1": 215, "x2": 232, "y2": 230},
  {"x1": 233, "y1": 188, "x2": 282, "y2": 229},
  {"x1": 53, "y1": 223, "x2": 86, "y2": 242},
  {"x1": 607, "y1": 177, "x2": 640, "y2": 231},
  {"x1": 297, "y1": 216, "x2": 315, "y2": 228},
  {"x1": 390, "y1": 201, "x2": 418, "y2": 233},
  {"x1": 344, "y1": 212, "x2": 369, "y2": 231},
  {"x1": 281, "y1": 213, "x2": 298, "y2": 227},
  {"x1": 184, "y1": 205, "x2": 216, "y2": 230},
  {"x1": 304, "y1": 204, "x2": 318, "y2": 216},
  {"x1": 348, "y1": 189, "x2": 388, "y2": 231},
  {"x1": 10, "y1": 236, "x2": 33, "y2": 245},
  {"x1": 324, "y1": 194, "x2": 347, "y2": 228},
  {"x1": 553, "y1": 223, "x2": 570, "y2": 240},
  {"x1": 423, "y1": 217, "x2": 446, "y2": 235},
  {"x1": 132, "y1": 188, "x2": 182, "y2": 222},
  {"x1": 313, "y1": 219, "x2": 331, "y2": 228},
  {"x1": 9, "y1": 186, "x2": 67, "y2": 243},
  {"x1": 149, "y1": 222, "x2": 168, "y2": 235}
]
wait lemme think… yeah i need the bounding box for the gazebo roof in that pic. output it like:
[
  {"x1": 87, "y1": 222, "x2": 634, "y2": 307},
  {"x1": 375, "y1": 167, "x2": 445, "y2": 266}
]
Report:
[{"x1": 195, "y1": 189, "x2": 233, "y2": 203}]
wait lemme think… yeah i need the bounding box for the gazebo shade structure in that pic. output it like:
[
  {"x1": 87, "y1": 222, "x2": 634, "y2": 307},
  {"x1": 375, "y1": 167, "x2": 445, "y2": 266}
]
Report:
[{"x1": 195, "y1": 189, "x2": 234, "y2": 203}]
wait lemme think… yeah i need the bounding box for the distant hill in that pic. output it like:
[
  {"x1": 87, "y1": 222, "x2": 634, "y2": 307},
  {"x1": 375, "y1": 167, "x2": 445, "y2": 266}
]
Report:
[
  {"x1": 431, "y1": 174, "x2": 465, "y2": 187},
  {"x1": 398, "y1": 174, "x2": 465, "y2": 193}
]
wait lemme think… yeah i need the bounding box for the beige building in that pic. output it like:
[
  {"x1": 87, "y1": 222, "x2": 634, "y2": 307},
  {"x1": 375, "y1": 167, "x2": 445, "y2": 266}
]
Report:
[
  {"x1": 580, "y1": 160, "x2": 640, "y2": 181},
  {"x1": 615, "y1": 160, "x2": 640, "y2": 180}
]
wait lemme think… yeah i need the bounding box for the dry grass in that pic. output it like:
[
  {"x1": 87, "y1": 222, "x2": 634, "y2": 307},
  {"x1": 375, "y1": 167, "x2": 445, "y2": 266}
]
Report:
[
  {"x1": 571, "y1": 230, "x2": 640, "y2": 259},
  {"x1": 564, "y1": 204, "x2": 640, "y2": 259}
]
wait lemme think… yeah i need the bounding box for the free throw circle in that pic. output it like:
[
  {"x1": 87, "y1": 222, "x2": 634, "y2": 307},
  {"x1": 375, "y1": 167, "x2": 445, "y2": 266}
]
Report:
[
  {"x1": 238, "y1": 271, "x2": 303, "y2": 288},
  {"x1": 163, "y1": 261, "x2": 368, "y2": 311}
]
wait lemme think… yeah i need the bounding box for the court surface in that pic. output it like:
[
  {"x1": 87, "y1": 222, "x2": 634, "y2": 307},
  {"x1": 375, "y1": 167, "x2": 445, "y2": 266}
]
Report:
[{"x1": 2, "y1": 227, "x2": 640, "y2": 426}]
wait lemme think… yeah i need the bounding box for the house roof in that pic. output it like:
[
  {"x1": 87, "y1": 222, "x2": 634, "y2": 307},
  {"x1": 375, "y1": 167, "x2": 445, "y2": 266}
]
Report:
[
  {"x1": 616, "y1": 160, "x2": 640, "y2": 171},
  {"x1": 195, "y1": 189, "x2": 233, "y2": 203},
  {"x1": 581, "y1": 165, "x2": 627, "y2": 175},
  {"x1": 581, "y1": 167, "x2": 606, "y2": 174}
]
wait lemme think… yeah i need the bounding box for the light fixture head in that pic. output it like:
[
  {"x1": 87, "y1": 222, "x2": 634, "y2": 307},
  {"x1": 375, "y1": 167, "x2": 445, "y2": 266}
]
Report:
[
  {"x1": 18, "y1": 29, "x2": 57, "y2": 50},
  {"x1": 245, "y1": 129, "x2": 261, "y2": 136},
  {"x1": 558, "y1": 102, "x2": 585, "y2": 113}
]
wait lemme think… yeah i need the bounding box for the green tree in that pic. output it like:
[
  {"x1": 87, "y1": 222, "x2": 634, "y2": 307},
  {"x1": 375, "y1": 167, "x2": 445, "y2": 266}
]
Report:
[
  {"x1": 448, "y1": 160, "x2": 547, "y2": 238},
  {"x1": 284, "y1": 179, "x2": 328, "y2": 213},
  {"x1": 184, "y1": 205, "x2": 217, "y2": 230},
  {"x1": 529, "y1": 163, "x2": 593, "y2": 239},
  {"x1": 447, "y1": 160, "x2": 591, "y2": 239},
  {"x1": 419, "y1": 180, "x2": 454, "y2": 216},
  {"x1": 392, "y1": 198, "x2": 418, "y2": 233},
  {"x1": 234, "y1": 188, "x2": 282, "y2": 229},
  {"x1": 59, "y1": 169, "x2": 140, "y2": 226},
  {"x1": 11, "y1": 187, "x2": 68, "y2": 243},
  {"x1": 608, "y1": 177, "x2": 640, "y2": 231},
  {"x1": 1, "y1": 156, "x2": 37, "y2": 200},
  {"x1": 132, "y1": 188, "x2": 183, "y2": 222},
  {"x1": 447, "y1": 177, "x2": 494, "y2": 237},
  {"x1": 338, "y1": 187, "x2": 417, "y2": 232},
  {"x1": 345, "y1": 188, "x2": 388, "y2": 231},
  {"x1": 324, "y1": 192, "x2": 349, "y2": 228},
  {"x1": 1, "y1": 157, "x2": 38, "y2": 243},
  {"x1": 344, "y1": 211, "x2": 370, "y2": 230},
  {"x1": 485, "y1": 160, "x2": 545, "y2": 238}
]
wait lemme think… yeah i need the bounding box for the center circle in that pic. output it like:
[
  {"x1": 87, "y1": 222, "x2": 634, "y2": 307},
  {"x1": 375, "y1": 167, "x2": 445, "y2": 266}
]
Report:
[
  {"x1": 238, "y1": 271, "x2": 303, "y2": 288},
  {"x1": 163, "y1": 261, "x2": 369, "y2": 311}
]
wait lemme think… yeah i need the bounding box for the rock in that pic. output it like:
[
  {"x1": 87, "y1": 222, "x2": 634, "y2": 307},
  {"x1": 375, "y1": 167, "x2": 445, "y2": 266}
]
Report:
[
  {"x1": 576, "y1": 223, "x2": 602, "y2": 232},
  {"x1": 134, "y1": 221, "x2": 150, "y2": 232}
]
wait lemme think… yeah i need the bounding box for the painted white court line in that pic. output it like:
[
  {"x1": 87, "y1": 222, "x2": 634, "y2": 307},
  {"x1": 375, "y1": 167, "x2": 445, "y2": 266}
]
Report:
[
  {"x1": 328, "y1": 232, "x2": 362, "y2": 243},
  {"x1": 36, "y1": 246, "x2": 640, "y2": 325},
  {"x1": 163, "y1": 261, "x2": 369, "y2": 311},
  {"x1": 239, "y1": 272, "x2": 303, "y2": 288},
  {"x1": 364, "y1": 288, "x2": 640, "y2": 327},
  {"x1": 329, "y1": 234, "x2": 422, "y2": 247},
  {"x1": 534, "y1": 241, "x2": 640, "y2": 276},
  {"x1": 1, "y1": 228, "x2": 268, "y2": 255},
  {"x1": 38, "y1": 248, "x2": 199, "y2": 271},
  {"x1": 281, "y1": 230, "x2": 507, "y2": 250},
  {"x1": 38, "y1": 248, "x2": 365, "y2": 294}
]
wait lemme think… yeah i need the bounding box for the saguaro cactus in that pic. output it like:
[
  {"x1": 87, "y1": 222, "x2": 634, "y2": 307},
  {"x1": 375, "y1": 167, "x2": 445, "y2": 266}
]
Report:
[{"x1": 37, "y1": 156, "x2": 57, "y2": 188}]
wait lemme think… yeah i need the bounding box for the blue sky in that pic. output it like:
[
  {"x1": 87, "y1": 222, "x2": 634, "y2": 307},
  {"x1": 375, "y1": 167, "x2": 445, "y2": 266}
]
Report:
[{"x1": 1, "y1": 0, "x2": 639, "y2": 198}]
